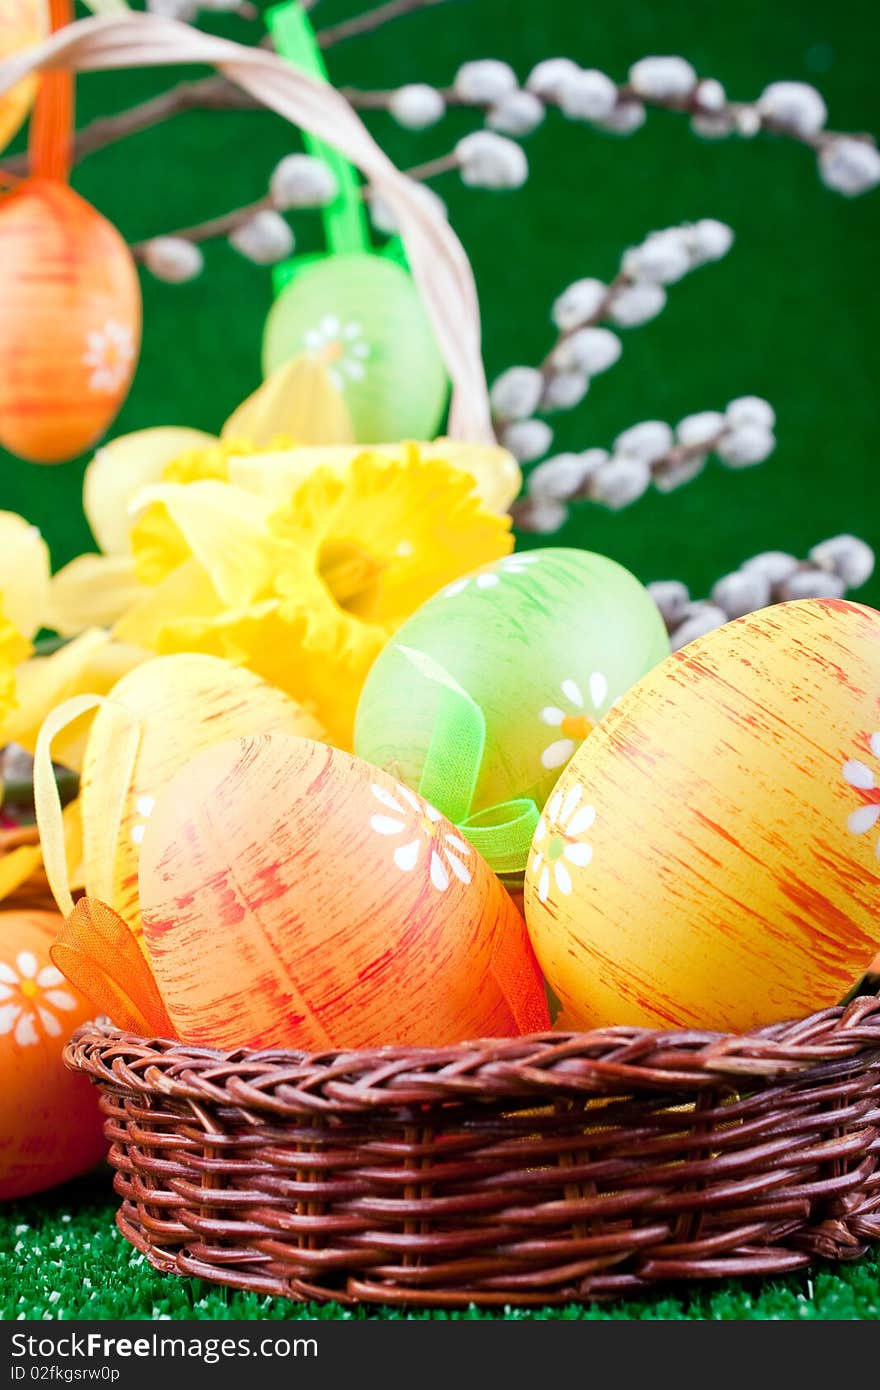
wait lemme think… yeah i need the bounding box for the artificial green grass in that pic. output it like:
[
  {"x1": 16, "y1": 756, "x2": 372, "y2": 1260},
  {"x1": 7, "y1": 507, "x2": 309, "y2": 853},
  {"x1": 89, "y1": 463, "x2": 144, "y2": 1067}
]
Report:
[{"x1": 2, "y1": 1171, "x2": 879, "y2": 1320}]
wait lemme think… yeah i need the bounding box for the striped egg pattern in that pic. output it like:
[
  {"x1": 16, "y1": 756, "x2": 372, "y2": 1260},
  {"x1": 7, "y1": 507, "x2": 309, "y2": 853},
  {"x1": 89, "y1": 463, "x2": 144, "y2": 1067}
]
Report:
[{"x1": 0, "y1": 179, "x2": 141, "y2": 463}]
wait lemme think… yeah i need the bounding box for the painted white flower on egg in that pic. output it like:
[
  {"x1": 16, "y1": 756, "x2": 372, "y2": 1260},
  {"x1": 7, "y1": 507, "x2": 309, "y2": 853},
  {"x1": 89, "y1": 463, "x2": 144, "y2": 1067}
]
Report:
[
  {"x1": 83, "y1": 319, "x2": 136, "y2": 394},
  {"x1": 302, "y1": 314, "x2": 372, "y2": 390},
  {"x1": 843, "y1": 733, "x2": 880, "y2": 859},
  {"x1": 539, "y1": 672, "x2": 608, "y2": 770},
  {"x1": 369, "y1": 782, "x2": 473, "y2": 892},
  {"x1": 531, "y1": 783, "x2": 595, "y2": 903},
  {"x1": 0, "y1": 953, "x2": 77, "y2": 1047},
  {"x1": 441, "y1": 552, "x2": 539, "y2": 598}
]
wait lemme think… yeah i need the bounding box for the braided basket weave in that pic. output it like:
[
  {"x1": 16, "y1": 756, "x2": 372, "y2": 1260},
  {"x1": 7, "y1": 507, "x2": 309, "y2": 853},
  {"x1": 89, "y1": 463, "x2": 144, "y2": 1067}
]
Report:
[
  {"x1": 65, "y1": 1002, "x2": 880, "y2": 1308},
  {"x1": 7, "y1": 14, "x2": 880, "y2": 1307}
]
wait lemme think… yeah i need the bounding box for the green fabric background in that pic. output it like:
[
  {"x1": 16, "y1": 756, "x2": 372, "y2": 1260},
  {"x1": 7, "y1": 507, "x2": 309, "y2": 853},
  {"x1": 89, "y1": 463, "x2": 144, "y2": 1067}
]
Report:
[
  {"x1": 1, "y1": 0, "x2": 878, "y2": 609},
  {"x1": 2, "y1": 0, "x2": 880, "y2": 1322}
]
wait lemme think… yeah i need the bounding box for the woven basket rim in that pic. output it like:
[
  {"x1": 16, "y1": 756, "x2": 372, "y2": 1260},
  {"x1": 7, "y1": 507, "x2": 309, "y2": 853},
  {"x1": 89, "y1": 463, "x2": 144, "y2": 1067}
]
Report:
[
  {"x1": 64, "y1": 1003, "x2": 880, "y2": 1305},
  {"x1": 67, "y1": 994, "x2": 880, "y2": 1114}
]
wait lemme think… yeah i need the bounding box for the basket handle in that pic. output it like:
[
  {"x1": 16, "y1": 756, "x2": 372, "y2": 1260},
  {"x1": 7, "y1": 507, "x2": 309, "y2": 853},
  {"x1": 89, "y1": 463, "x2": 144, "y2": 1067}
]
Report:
[{"x1": 0, "y1": 13, "x2": 493, "y2": 443}]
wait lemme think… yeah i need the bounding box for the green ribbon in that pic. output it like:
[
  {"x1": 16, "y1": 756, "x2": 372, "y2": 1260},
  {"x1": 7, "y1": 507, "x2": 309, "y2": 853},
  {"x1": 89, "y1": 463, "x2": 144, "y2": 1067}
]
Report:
[
  {"x1": 396, "y1": 645, "x2": 540, "y2": 877},
  {"x1": 266, "y1": 0, "x2": 371, "y2": 281}
]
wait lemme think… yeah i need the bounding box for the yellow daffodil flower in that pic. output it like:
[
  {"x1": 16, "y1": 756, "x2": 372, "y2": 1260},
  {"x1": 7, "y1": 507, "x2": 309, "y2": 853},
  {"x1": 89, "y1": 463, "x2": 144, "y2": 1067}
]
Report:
[
  {"x1": 47, "y1": 356, "x2": 520, "y2": 641},
  {"x1": 116, "y1": 447, "x2": 513, "y2": 747},
  {"x1": 0, "y1": 610, "x2": 28, "y2": 725},
  {"x1": 0, "y1": 511, "x2": 50, "y2": 642},
  {"x1": 0, "y1": 510, "x2": 51, "y2": 725},
  {"x1": 0, "y1": 511, "x2": 90, "y2": 909},
  {"x1": 2, "y1": 630, "x2": 148, "y2": 771},
  {"x1": 0, "y1": 629, "x2": 147, "y2": 907}
]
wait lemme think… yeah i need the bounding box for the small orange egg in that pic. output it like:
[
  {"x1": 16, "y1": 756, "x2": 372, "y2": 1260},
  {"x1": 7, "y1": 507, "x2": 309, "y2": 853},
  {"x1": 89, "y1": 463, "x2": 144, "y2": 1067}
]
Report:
[
  {"x1": 139, "y1": 735, "x2": 550, "y2": 1051},
  {"x1": 0, "y1": 179, "x2": 141, "y2": 463},
  {"x1": 0, "y1": 909, "x2": 106, "y2": 1200}
]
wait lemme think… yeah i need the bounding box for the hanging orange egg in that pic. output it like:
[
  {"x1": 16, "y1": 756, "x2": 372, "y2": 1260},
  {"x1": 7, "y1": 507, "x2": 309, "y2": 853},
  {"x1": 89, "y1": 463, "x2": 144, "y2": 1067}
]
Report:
[
  {"x1": 0, "y1": 0, "x2": 47, "y2": 155},
  {"x1": 0, "y1": 908, "x2": 106, "y2": 1200},
  {"x1": 0, "y1": 178, "x2": 141, "y2": 463}
]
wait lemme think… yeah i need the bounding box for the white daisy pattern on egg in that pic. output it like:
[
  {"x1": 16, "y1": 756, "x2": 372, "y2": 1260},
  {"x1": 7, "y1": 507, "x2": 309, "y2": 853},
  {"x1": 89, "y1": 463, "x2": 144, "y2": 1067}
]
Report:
[
  {"x1": 369, "y1": 783, "x2": 473, "y2": 892},
  {"x1": 302, "y1": 314, "x2": 372, "y2": 390},
  {"x1": 441, "y1": 552, "x2": 540, "y2": 599},
  {"x1": 539, "y1": 672, "x2": 609, "y2": 770},
  {"x1": 843, "y1": 732, "x2": 880, "y2": 859},
  {"x1": 0, "y1": 952, "x2": 78, "y2": 1047},
  {"x1": 530, "y1": 783, "x2": 595, "y2": 904},
  {"x1": 83, "y1": 320, "x2": 136, "y2": 394}
]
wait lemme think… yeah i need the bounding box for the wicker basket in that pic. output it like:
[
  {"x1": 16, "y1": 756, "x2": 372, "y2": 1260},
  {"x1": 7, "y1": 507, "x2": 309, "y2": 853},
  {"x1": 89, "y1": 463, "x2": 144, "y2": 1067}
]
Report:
[
  {"x1": 65, "y1": 1003, "x2": 880, "y2": 1308},
  {"x1": 9, "y1": 14, "x2": 880, "y2": 1307}
]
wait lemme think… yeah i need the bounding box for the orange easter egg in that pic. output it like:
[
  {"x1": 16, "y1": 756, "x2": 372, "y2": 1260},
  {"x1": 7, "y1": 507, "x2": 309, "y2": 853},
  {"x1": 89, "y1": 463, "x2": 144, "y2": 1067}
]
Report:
[
  {"x1": 0, "y1": 909, "x2": 106, "y2": 1200},
  {"x1": 139, "y1": 735, "x2": 550, "y2": 1051},
  {"x1": 0, "y1": 1, "x2": 47, "y2": 154},
  {"x1": 0, "y1": 179, "x2": 141, "y2": 463},
  {"x1": 525, "y1": 599, "x2": 880, "y2": 1035}
]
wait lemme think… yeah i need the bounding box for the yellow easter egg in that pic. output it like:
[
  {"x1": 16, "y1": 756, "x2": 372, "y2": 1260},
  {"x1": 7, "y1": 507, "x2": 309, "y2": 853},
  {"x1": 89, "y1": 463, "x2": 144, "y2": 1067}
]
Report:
[
  {"x1": 0, "y1": 908, "x2": 106, "y2": 1200},
  {"x1": 139, "y1": 734, "x2": 550, "y2": 1051},
  {"x1": 80, "y1": 654, "x2": 325, "y2": 939},
  {"x1": 525, "y1": 599, "x2": 880, "y2": 1034}
]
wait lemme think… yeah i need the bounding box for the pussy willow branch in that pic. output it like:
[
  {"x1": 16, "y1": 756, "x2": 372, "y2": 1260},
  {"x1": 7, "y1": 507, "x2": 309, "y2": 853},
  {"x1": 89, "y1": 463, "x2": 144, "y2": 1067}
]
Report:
[
  {"x1": 3, "y1": 0, "x2": 453, "y2": 175},
  {"x1": 341, "y1": 80, "x2": 877, "y2": 158},
  {"x1": 3, "y1": 74, "x2": 253, "y2": 175},
  {"x1": 129, "y1": 193, "x2": 272, "y2": 256},
  {"x1": 127, "y1": 160, "x2": 443, "y2": 255},
  {"x1": 541, "y1": 274, "x2": 626, "y2": 363},
  {"x1": 399, "y1": 150, "x2": 460, "y2": 181},
  {"x1": 488, "y1": 271, "x2": 629, "y2": 432},
  {"x1": 316, "y1": 0, "x2": 453, "y2": 48},
  {"x1": 511, "y1": 428, "x2": 727, "y2": 532}
]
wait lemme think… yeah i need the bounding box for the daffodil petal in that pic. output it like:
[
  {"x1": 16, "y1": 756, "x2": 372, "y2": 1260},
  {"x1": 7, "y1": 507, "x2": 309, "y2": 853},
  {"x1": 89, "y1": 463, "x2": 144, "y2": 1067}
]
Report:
[
  {"x1": 0, "y1": 843, "x2": 43, "y2": 904},
  {"x1": 114, "y1": 560, "x2": 228, "y2": 652},
  {"x1": 1, "y1": 630, "x2": 147, "y2": 770},
  {"x1": 423, "y1": 440, "x2": 521, "y2": 513},
  {"x1": 221, "y1": 355, "x2": 354, "y2": 448},
  {"x1": 0, "y1": 512, "x2": 50, "y2": 639},
  {"x1": 84, "y1": 427, "x2": 218, "y2": 555},
  {"x1": 228, "y1": 448, "x2": 346, "y2": 506},
  {"x1": 0, "y1": 607, "x2": 29, "y2": 724},
  {"x1": 0, "y1": 799, "x2": 81, "y2": 906},
  {"x1": 235, "y1": 438, "x2": 522, "y2": 514},
  {"x1": 130, "y1": 481, "x2": 275, "y2": 608},
  {"x1": 46, "y1": 552, "x2": 146, "y2": 638}
]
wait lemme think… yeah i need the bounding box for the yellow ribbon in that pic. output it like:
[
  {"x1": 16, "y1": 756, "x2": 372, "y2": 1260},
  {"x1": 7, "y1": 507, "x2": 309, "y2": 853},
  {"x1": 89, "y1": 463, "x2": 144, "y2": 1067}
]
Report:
[{"x1": 34, "y1": 693, "x2": 141, "y2": 918}]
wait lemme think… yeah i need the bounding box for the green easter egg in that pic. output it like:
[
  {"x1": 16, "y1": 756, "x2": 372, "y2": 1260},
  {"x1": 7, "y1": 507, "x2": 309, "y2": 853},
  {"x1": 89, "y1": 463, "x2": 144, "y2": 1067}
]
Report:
[
  {"x1": 354, "y1": 548, "x2": 670, "y2": 817},
  {"x1": 263, "y1": 253, "x2": 449, "y2": 443}
]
